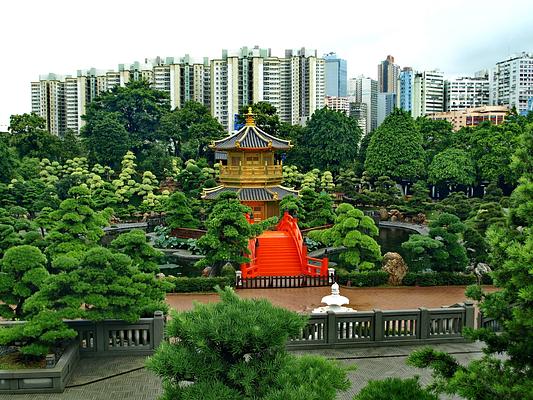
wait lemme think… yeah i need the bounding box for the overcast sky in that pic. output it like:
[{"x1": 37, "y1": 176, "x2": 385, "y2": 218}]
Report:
[{"x1": 1, "y1": 0, "x2": 532, "y2": 129}]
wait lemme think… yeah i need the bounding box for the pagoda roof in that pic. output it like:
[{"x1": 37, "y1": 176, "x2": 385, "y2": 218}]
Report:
[
  {"x1": 211, "y1": 108, "x2": 291, "y2": 151},
  {"x1": 203, "y1": 185, "x2": 298, "y2": 201}
]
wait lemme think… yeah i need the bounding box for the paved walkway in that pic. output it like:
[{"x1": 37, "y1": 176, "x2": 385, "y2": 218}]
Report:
[
  {"x1": 166, "y1": 285, "x2": 497, "y2": 313},
  {"x1": 0, "y1": 342, "x2": 486, "y2": 400}
]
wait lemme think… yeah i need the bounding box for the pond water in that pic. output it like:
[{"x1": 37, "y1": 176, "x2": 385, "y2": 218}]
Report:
[{"x1": 377, "y1": 226, "x2": 414, "y2": 257}]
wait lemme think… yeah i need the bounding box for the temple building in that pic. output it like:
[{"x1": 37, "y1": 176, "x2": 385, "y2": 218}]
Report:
[{"x1": 203, "y1": 108, "x2": 298, "y2": 221}]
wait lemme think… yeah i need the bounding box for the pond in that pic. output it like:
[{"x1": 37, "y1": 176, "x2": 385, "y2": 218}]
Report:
[{"x1": 377, "y1": 226, "x2": 414, "y2": 258}]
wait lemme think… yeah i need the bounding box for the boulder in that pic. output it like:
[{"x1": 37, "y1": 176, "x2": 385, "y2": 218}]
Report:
[
  {"x1": 379, "y1": 208, "x2": 389, "y2": 221},
  {"x1": 381, "y1": 252, "x2": 408, "y2": 286}
]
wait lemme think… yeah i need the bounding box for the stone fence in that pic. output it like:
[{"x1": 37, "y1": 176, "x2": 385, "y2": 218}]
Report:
[
  {"x1": 0, "y1": 312, "x2": 165, "y2": 394},
  {"x1": 287, "y1": 302, "x2": 475, "y2": 349}
]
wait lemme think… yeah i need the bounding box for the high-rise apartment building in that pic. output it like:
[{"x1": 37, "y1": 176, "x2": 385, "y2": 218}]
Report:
[
  {"x1": 377, "y1": 92, "x2": 396, "y2": 126},
  {"x1": 445, "y1": 75, "x2": 489, "y2": 111},
  {"x1": 348, "y1": 102, "x2": 368, "y2": 135},
  {"x1": 31, "y1": 47, "x2": 325, "y2": 135},
  {"x1": 324, "y1": 52, "x2": 347, "y2": 97},
  {"x1": 490, "y1": 52, "x2": 533, "y2": 115},
  {"x1": 377, "y1": 55, "x2": 400, "y2": 94},
  {"x1": 397, "y1": 69, "x2": 444, "y2": 117},
  {"x1": 348, "y1": 76, "x2": 378, "y2": 134}
]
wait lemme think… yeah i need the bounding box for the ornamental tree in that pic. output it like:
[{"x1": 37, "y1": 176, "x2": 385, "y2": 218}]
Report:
[
  {"x1": 427, "y1": 213, "x2": 468, "y2": 272},
  {"x1": 45, "y1": 185, "x2": 110, "y2": 261},
  {"x1": 196, "y1": 192, "x2": 275, "y2": 274},
  {"x1": 401, "y1": 235, "x2": 447, "y2": 272},
  {"x1": 428, "y1": 148, "x2": 476, "y2": 187},
  {"x1": 147, "y1": 287, "x2": 349, "y2": 399},
  {"x1": 364, "y1": 109, "x2": 425, "y2": 182},
  {"x1": 354, "y1": 377, "x2": 437, "y2": 400},
  {"x1": 24, "y1": 246, "x2": 168, "y2": 322},
  {"x1": 282, "y1": 164, "x2": 303, "y2": 188},
  {"x1": 307, "y1": 192, "x2": 336, "y2": 227},
  {"x1": 309, "y1": 203, "x2": 381, "y2": 271},
  {"x1": 110, "y1": 229, "x2": 163, "y2": 273},
  {"x1": 0, "y1": 245, "x2": 49, "y2": 319},
  {"x1": 164, "y1": 191, "x2": 199, "y2": 229}
]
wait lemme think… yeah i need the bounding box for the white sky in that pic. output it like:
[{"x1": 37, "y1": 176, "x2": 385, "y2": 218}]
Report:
[{"x1": 1, "y1": 0, "x2": 532, "y2": 129}]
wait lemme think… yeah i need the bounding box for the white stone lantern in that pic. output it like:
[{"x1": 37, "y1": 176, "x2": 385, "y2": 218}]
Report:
[{"x1": 312, "y1": 283, "x2": 355, "y2": 314}]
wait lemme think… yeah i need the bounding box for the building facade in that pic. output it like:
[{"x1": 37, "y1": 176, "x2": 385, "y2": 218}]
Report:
[
  {"x1": 349, "y1": 102, "x2": 368, "y2": 134},
  {"x1": 324, "y1": 52, "x2": 347, "y2": 97},
  {"x1": 348, "y1": 76, "x2": 378, "y2": 134},
  {"x1": 397, "y1": 69, "x2": 444, "y2": 118},
  {"x1": 445, "y1": 75, "x2": 489, "y2": 111},
  {"x1": 397, "y1": 67, "x2": 414, "y2": 112},
  {"x1": 377, "y1": 92, "x2": 396, "y2": 126},
  {"x1": 325, "y1": 96, "x2": 349, "y2": 114},
  {"x1": 490, "y1": 52, "x2": 533, "y2": 115},
  {"x1": 377, "y1": 55, "x2": 400, "y2": 94},
  {"x1": 427, "y1": 105, "x2": 508, "y2": 131}
]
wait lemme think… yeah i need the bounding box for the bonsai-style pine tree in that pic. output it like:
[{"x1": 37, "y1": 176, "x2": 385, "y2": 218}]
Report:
[
  {"x1": 401, "y1": 235, "x2": 447, "y2": 272},
  {"x1": 354, "y1": 377, "x2": 437, "y2": 400},
  {"x1": 147, "y1": 287, "x2": 349, "y2": 399},
  {"x1": 196, "y1": 192, "x2": 274, "y2": 274},
  {"x1": 364, "y1": 108, "x2": 425, "y2": 182},
  {"x1": 0, "y1": 245, "x2": 49, "y2": 319},
  {"x1": 428, "y1": 213, "x2": 468, "y2": 272},
  {"x1": 110, "y1": 229, "x2": 163, "y2": 273},
  {"x1": 307, "y1": 192, "x2": 336, "y2": 227},
  {"x1": 164, "y1": 190, "x2": 199, "y2": 229},
  {"x1": 309, "y1": 203, "x2": 381, "y2": 271},
  {"x1": 45, "y1": 185, "x2": 111, "y2": 260},
  {"x1": 24, "y1": 246, "x2": 168, "y2": 322},
  {"x1": 282, "y1": 164, "x2": 303, "y2": 188},
  {"x1": 279, "y1": 195, "x2": 304, "y2": 218},
  {"x1": 407, "y1": 180, "x2": 431, "y2": 214}
]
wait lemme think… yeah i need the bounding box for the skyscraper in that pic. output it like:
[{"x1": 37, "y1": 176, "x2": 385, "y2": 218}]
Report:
[
  {"x1": 397, "y1": 69, "x2": 444, "y2": 117},
  {"x1": 397, "y1": 67, "x2": 414, "y2": 112},
  {"x1": 348, "y1": 76, "x2": 378, "y2": 134},
  {"x1": 377, "y1": 92, "x2": 396, "y2": 126},
  {"x1": 377, "y1": 55, "x2": 400, "y2": 94},
  {"x1": 324, "y1": 52, "x2": 347, "y2": 97},
  {"x1": 490, "y1": 52, "x2": 533, "y2": 115}
]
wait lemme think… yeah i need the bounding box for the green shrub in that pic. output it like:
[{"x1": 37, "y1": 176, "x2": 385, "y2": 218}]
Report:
[
  {"x1": 165, "y1": 276, "x2": 233, "y2": 293},
  {"x1": 336, "y1": 271, "x2": 389, "y2": 287},
  {"x1": 354, "y1": 377, "x2": 437, "y2": 400},
  {"x1": 402, "y1": 272, "x2": 477, "y2": 286}
]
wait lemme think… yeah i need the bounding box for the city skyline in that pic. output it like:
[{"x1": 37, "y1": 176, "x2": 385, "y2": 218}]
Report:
[{"x1": 1, "y1": 0, "x2": 533, "y2": 129}]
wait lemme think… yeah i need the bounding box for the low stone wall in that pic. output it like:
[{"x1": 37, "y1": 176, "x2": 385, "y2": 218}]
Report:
[
  {"x1": 288, "y1": 302, "x2": 475, "y2": 349},
  {"x1": 0, "y1": 341, "x2": 79, "y2": 394}
]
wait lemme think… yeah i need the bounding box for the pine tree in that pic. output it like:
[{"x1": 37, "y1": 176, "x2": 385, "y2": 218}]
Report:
[{"x1": 164, "y1": 191, "x2": 199, "y2": 229}]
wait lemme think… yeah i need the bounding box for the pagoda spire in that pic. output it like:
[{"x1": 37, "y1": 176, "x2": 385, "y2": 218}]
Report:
[{"x1": 245, "y1": 106, "x2": 256, "y2": 127}]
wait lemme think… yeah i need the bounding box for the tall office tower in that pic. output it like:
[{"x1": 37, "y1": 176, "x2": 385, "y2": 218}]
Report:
[
  {"x1": 397, "y1": 67, "x2": 414, "y2": 112},
  {"x1": 377, "y1": 92, "x2": 397, "y2": 126},
  {"x1": 30, "y1": 74, "x2": 66, "y2": 136},
  {"x1": 324, "y1": 52, "x2": 347, "y2": 97},
  {"x1": 348, "y1": 76, "x2": 378, "y2": 134},
  {"x1": 490, "y1": 52, "x2": 533, "y2": 115},
  {"x1": 325, "y1": 96, "x2": 349, "y2": 114},
  {"x1": 377, "y1": 55, "x2": 400, "y2": 93},
  {"x1": 445, "y1": 75, "x2": 489, "y2": 111},
  {"x1": 349, "y1": 102, "x2": 368, "y2": 134},
  {"x1": 415, "y1": 70, "x2": 444, "y2": 117}
]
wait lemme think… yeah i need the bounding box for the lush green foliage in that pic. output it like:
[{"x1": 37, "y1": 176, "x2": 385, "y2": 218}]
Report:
[
  {"x1": 336, "y1": 270, "x2": 389, "y2": 287},
  {"x1": 110, "y1": 229, "x2": 163, "y2": 273},
  {"x1": 146, "y1": 287, "x2": 349, "y2": 399},
  {"x1": 354, "y1": 377, "x2": 437, "y2": 400},
  {"x1": 365, "y1": 109, "x2": 425, "y2": 182},
  {"x1": 309, "y1": 204, "x2": 381, "y2": 271},
  {"x1": 428, "y1": 148, "x2": 476, "y2": 186},
  {"x1": 164, "y1": 191, "x2": 199, "y2": 229},
  {"x1": 164, "y1": 276, "x2": 233, "y2": 293},
  {"x1": 402, "y1": 272, "x2": 480, "y2": 286},
  {"x1": 0, "y1": 245, "x2": 48, "y2": 319}
]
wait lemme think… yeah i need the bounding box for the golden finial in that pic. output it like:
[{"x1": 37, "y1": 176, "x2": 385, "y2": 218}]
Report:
[{"x1": 245, "y1": 106, "x2": 255, "y2": 126}]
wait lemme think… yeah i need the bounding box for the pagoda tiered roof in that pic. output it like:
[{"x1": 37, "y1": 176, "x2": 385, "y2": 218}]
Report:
[
  {"x1": 203, "y1": 185, "x2": 298, "y2": 201},
  {"x1": 211, "y1": 108, "x2": 291, "y2": 151}
]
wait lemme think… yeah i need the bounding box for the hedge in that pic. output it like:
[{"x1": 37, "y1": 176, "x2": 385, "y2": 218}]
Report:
[
  {"x1": 336, "y1": 271, "x2": 389, "y2": 287},
  {"x1": 336, "y1": 270, "x2": 493, "y2": 287},
  {"x1": 164, "y1": 276, "x2": 233, "y2": 293},
  {"x1": 402, "y1": 272, "x2": 477, "y2": 286}
]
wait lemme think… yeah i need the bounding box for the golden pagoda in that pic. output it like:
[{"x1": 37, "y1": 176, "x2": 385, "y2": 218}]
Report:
[{"x1": 203, "y1": 108, "x2": 298, "y2": 221}]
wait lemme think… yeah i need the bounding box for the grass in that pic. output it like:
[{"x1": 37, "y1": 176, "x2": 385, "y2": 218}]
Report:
[{"x1": 0, "y1": 352, "x2": 45, "y2": 370}]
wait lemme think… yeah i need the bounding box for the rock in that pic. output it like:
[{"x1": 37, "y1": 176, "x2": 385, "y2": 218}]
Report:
[
  {"x1": 156, "y1": 272, "x2": 166, "y2": 279},
  {"x1": 381, "y1": 252, "x2": 408, "y2": 286},
  {"x1": 379, "y1": 208, "x2": 389, "y2": 221},
  {"x1": 202, "y1": 266, "x2": 212, "y2": 277},
  {"x1": 390, "y1": 215, "x2": 398, "y2": 222}
]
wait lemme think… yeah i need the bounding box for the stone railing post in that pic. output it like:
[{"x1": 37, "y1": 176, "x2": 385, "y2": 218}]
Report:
[
  {"x1": 374, "y1": 309, "x2": 384, "y2": 342},
  {"x1": 153, "y1": 311, "x2": 165, "y2": 349},
  {"x1": 96, "y1": 321, "x2": 105, "y2": 353},
  {"x1": 464, "y1": 301, "x2": 475, "y2": 330},
  {"x1": 419, "y1": 307, "x2": 429, "y2": 339},
  {"x1": 326, "y1": 311, "x2": 337, "y2": 345}
]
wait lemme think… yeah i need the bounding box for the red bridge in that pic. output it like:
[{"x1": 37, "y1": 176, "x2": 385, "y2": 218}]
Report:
[{"x1": 241, "y1": 212, "x2": 329, "y2": 279}]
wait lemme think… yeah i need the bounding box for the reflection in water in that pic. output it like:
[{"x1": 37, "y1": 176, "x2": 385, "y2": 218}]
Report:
[{"x1": 377, "y1": 226, "x2": 414, "y2": 257}]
